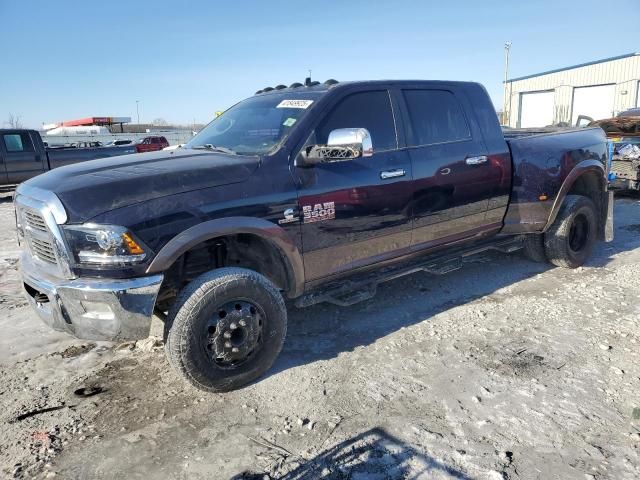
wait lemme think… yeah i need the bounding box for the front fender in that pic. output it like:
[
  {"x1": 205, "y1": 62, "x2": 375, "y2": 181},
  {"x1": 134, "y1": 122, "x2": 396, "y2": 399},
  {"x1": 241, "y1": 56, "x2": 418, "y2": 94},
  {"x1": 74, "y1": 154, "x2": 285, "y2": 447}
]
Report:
[{"x1": 146, "y1": 216, "x2": 305, "y2": 297}]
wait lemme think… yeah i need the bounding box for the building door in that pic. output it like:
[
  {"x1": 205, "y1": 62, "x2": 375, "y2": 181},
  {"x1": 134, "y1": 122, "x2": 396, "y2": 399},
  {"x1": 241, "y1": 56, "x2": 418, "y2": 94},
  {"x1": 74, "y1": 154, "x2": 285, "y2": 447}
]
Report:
[
  {"x1": 519, "y1": 90, "x2": 555, "y2": 128},
  {"x1": 571, "y1": 84, "x2": 615, "y2": 124}
]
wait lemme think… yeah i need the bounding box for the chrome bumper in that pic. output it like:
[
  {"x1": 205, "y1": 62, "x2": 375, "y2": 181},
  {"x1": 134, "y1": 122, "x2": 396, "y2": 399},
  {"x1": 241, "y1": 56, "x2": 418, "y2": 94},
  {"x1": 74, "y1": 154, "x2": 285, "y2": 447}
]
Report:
[{"x1": 21, "y1": 252, "x2": 163, "y2": 341}]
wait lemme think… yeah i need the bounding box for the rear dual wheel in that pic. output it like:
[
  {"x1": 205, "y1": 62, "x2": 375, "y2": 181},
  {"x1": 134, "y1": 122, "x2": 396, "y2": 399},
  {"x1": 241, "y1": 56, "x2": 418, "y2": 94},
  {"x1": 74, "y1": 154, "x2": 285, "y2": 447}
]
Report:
[{"x1": 523, "y1": 194, "x2": 598, "y2": 268}]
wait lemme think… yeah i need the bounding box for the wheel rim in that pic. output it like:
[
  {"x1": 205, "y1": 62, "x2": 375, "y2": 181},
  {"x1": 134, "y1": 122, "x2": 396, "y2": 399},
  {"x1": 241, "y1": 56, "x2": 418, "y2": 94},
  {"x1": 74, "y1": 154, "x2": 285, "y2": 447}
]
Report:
[
  {"x1": 202, "y1": 300, "x2": 264, "y2": 368},
  {"x1": 568, "y1": 213, "x2": 590, "y2": 253}
]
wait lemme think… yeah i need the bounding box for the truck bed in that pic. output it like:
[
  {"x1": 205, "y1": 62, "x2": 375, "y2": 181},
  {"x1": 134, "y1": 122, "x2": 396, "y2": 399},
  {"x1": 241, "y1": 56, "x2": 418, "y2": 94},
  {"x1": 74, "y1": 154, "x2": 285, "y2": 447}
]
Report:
[
  {"x1": 502, "y1": 125, "x2": 583, "y2": 139},
  {"x1": 500, "y1": 126, "x2": 608, "y2": 234}
]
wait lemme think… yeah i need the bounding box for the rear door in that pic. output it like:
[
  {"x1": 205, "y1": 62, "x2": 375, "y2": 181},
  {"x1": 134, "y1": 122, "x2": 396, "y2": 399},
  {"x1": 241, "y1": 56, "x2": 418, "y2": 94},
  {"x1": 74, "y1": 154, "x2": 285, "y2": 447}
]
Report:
[
  {"x1": 295, "y1": 89, "x2": 413, "y2": 281},
  {"x1": 1, "y1": 131, "x2": 46, "y2": 184},
  {"x1": 398, "y1": 87, "x2": 500, "y2": 249}
]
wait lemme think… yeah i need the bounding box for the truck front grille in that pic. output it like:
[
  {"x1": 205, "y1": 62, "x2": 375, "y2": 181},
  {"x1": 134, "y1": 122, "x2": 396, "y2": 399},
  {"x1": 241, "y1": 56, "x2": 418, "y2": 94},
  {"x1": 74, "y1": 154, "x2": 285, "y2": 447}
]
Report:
[
  {"x1": 14, "y1": 188, "x2": 73, "y2": 279},
  {"x1": 30, "y1": 237, "x2": 57, "y2": 264},
  {"x1": 23, "y1": 210, "x2": 48, "y2": 232},
  {"x1": 17, "y1": 207, "x2": 60, "y2": 267}
]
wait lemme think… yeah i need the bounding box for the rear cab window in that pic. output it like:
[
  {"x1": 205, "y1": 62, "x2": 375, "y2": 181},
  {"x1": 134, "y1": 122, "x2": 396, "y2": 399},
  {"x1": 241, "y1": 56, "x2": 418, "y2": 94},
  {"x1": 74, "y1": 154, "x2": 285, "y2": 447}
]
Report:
[
  {"x1": 402, "y1": 90, "x2": 471, "y2": 146},
  {"x1": 3, "y1": 133, "x2": 35, "y2": 153},
  {"x1": 316, "y1": 90, "x2": 397, "y2": 151}
]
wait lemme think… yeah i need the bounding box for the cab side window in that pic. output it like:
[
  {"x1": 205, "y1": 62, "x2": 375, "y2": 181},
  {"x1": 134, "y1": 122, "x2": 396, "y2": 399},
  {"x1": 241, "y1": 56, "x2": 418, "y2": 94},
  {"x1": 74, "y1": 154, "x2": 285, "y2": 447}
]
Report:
[
  {"x1": 403, "y1": 89, "x2": 471, "y2": 146},
  {"x1": 3, "y1": 133, "x2": 34, "y2": 153},
  {"x1": 316, "y1": 91, "x2": 397, "y2": 151}
]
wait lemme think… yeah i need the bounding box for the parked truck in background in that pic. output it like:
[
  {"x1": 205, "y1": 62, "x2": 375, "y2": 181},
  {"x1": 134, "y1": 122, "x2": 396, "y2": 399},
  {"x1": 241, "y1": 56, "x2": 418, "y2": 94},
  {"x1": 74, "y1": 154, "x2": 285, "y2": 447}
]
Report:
[
  {"x1": 14, "y1": 79, "x2": 612, "y2": 392},
  {"x1": 0, "y1": 129, "x2": 136, "y2": 190}
]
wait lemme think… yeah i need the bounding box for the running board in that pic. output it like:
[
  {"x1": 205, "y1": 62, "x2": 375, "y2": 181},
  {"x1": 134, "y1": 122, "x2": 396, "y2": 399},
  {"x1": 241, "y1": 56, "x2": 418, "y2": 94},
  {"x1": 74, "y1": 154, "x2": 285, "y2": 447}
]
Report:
[{"x1": 295, "y1": 236, "x2": 524, "y2": 308}]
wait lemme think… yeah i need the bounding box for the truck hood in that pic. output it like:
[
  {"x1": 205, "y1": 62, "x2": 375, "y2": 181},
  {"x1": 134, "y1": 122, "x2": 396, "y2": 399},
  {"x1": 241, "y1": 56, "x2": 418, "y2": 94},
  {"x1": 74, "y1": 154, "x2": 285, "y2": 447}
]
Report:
[{"x1": 25, "y1": 149, "x2": 260, "y2": 222}]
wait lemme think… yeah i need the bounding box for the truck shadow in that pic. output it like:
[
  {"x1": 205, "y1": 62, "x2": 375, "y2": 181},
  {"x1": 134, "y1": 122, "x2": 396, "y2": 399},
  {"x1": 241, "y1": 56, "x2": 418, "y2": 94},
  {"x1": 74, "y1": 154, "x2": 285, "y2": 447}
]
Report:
[
  {"x1": 232, "y1": 427, "x2": 473, "y2": 480},
  {"x1": 268, "y1": 198, "x2": 640, "y2": 378}
]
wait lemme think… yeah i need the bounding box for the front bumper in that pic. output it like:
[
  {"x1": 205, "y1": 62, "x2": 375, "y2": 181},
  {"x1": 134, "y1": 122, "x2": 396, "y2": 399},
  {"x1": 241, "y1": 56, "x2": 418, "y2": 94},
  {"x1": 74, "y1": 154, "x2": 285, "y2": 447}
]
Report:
[{"x1": 21, "y1": 252, "x2": 163, "y2": 341}]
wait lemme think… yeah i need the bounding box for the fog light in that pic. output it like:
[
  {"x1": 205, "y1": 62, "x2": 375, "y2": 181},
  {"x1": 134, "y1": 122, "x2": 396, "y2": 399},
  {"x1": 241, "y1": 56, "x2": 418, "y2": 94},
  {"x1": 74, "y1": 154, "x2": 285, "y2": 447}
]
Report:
[{"x1": 80, "y1": 301, "x2": 115, "y2": 320}]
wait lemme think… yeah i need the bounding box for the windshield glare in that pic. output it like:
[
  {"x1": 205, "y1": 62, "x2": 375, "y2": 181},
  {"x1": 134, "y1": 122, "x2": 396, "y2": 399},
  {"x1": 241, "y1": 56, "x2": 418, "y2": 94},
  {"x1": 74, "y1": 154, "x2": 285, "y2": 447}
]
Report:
[{"x1": 187, "y1": 92, "x2": 321, "y2": 155}]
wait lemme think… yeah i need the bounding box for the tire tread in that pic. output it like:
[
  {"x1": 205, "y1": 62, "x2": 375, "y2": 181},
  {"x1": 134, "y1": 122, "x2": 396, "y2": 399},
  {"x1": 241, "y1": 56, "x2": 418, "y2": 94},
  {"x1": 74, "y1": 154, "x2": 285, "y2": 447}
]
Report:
[{"x1": 164, "y1": 267, "x2": 287, "y2": 392}]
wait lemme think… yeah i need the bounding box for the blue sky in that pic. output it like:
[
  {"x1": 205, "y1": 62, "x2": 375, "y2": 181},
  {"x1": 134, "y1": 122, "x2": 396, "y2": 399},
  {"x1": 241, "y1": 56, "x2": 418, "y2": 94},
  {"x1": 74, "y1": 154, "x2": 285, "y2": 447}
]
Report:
[{"x1": 1, "y1": 0, "x2": 638, "y2": 128}]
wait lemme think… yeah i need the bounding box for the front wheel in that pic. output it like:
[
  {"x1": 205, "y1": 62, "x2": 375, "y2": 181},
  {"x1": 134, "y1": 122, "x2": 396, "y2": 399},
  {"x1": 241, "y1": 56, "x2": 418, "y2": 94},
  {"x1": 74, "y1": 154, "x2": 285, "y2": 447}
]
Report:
[
  {"x1": 164, "y1": 268, "x2": 287, "y2": 392},
  {"x1": 544, "y1": 195, "x2": 598, "y2": 268}
]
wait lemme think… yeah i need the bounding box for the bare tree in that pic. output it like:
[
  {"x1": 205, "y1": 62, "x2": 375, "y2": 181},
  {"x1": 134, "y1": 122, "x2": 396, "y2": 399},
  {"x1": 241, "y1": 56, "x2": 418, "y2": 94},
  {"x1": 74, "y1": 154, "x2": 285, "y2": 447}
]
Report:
[
  {"x1": 152, "y1": 118, "x2": 168, "y2": 127},
  {"x1": 6, "y1": 113, "x2": 23, "y2": 129}
]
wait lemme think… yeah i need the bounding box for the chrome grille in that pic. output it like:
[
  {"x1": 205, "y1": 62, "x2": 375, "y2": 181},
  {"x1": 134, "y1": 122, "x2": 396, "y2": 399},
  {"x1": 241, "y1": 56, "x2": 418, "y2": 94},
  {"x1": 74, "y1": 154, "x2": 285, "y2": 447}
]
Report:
[
  {"x1": 30, "y1": 237, "x2": 57, "y2": 264},
  {"x1": 23, "y1": 210, "x2": 48, "y2": 232},
  {"x1": 15, "y1": 187, "x2": 73, "y2": 279},
  {"x1": 17, "y1": 206, "x2": 59, "y2": 267}
]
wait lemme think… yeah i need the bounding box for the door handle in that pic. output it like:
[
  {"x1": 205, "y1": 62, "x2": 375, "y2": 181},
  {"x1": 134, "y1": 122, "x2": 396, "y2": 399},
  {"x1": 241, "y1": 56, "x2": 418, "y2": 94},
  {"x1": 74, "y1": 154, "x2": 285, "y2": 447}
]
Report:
[
  {"x1": 380, "y1": 168, "x2": 406, "y2": 180},
  {"x1": 465, "y1": 155, "x2": 488, "y2": 165}
]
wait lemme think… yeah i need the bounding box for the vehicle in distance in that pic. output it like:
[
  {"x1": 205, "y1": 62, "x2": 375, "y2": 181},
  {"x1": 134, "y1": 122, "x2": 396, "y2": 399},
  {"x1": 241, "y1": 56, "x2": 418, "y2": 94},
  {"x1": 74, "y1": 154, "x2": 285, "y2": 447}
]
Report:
[
  {"x1": 0, "y1": 129, "x2": 136, "y2": 190},
  {"x1": 105, "y1": 139, "x2": 133, "y2": 147},
  {"x1": 15, "y1": 79, "x2": 612, "y2": 392},
  {"x1": 135, "y1": 135, "x2": 169, "y2": 153}
]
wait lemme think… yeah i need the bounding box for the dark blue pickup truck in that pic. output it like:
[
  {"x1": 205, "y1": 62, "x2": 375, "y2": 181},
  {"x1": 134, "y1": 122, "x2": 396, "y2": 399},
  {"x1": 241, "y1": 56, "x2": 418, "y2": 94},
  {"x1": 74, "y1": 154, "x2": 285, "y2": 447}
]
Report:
[
  {"x1": 0, "y1": 129, "x2": 136, "y2": 190},
  {"x1": 15, "y1": 79, "x2": 612, "y2": 392}
]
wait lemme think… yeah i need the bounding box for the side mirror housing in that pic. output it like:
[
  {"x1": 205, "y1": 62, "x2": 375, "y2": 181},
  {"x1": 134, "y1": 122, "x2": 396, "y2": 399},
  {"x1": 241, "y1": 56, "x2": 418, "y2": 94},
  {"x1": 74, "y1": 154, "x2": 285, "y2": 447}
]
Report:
[{"x1": 296, "y1": 128, "x2": 373, "y2": 167}]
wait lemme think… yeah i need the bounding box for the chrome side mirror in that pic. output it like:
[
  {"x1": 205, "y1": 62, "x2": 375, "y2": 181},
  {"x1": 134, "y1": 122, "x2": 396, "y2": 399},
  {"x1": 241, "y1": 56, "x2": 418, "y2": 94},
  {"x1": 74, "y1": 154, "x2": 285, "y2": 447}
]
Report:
[{"x1": 299, "y1": 128, "x2": 373, "y2": 166}]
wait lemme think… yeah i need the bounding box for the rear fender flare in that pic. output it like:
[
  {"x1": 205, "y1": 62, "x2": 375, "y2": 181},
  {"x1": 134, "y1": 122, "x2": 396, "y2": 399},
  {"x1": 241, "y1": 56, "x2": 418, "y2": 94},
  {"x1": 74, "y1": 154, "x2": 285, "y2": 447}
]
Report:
[
  {"x1": 146, "y1": 217, "x2": 305, "y2": 297},
  {"x1": 543, "y1": 159, "x2": 606, "y2": 231}
]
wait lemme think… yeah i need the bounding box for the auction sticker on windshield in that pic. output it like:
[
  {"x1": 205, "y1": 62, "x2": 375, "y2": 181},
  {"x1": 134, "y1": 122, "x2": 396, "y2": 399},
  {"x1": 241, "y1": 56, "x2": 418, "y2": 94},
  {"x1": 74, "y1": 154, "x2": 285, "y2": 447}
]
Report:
[{"x1": 277, "y1": 99, "x2": 314, "y2": 109}]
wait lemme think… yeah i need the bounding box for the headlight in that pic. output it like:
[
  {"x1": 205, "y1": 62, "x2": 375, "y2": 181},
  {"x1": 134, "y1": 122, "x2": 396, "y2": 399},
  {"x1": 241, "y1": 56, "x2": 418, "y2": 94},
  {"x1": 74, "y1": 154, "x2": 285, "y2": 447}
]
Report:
[{"x1": 62, "y1": 224, "x2": 149, "y2": 265}]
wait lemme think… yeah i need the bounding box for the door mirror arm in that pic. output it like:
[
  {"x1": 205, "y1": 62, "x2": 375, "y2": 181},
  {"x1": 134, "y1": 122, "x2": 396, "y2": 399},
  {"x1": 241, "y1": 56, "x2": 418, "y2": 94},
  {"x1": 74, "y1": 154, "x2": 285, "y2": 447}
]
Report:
[{"x1": 295, "y1": 128, "x2": 373, "y2": 167}]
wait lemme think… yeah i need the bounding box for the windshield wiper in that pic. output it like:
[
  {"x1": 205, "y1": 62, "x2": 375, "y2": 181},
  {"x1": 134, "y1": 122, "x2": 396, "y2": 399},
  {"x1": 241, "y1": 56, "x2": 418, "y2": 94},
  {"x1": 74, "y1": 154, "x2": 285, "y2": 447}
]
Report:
[{"x1": 191, "y1": 144, "x2": 236, "y2": 155}]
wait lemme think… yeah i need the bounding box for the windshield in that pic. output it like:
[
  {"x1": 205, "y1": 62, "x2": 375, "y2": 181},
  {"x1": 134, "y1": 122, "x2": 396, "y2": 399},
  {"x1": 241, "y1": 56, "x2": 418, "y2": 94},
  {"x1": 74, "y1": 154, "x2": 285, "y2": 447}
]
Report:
[{"x1": 186, "y1": 92, "x2": 322, "y2": 155}]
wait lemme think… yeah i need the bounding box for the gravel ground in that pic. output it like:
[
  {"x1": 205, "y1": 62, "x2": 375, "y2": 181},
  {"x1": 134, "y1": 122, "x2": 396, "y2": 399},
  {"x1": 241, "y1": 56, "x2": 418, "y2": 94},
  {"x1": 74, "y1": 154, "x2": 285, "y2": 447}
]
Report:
[{"x1": 0, "y1": 193, "x2": 639, "y2": 479}]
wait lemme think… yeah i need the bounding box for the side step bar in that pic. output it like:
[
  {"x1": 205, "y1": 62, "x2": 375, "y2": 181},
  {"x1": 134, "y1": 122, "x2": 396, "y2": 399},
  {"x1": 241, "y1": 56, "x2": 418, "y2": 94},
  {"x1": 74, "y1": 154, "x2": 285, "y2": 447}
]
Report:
[{"x1": 295, "y1": 236, "x2": 524, "y2": 308}]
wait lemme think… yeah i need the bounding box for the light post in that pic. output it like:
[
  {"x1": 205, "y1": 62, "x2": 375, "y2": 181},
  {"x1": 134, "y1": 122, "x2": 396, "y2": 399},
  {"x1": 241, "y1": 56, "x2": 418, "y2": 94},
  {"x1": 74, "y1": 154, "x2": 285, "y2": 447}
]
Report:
[
  {"x1": 136, "y1": 100, "x2": 140, "y2": 125},
  {"x1": 503, "y1": 42, "x2": 512, "y2": 126}
]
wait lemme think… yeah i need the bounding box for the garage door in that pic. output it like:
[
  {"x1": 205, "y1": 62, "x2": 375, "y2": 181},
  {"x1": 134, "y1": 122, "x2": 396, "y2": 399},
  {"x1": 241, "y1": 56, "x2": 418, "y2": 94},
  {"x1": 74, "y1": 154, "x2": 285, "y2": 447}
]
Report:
[
  {"x1": 571, "y1": 84, "x2": 615, "y2": 124},
  {"x1": 519, "y1": 91, "x2": 554, "y2": 128}
]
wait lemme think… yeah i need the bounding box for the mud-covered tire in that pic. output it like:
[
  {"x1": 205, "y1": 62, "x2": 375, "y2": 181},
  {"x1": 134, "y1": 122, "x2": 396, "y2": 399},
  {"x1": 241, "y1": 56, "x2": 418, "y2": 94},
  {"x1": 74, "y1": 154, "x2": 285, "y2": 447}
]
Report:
[
  {"x1": 544, "y1": 195, "x2": 598, "y2": 268},
  {"x1": 522, "y1": 234, "x2": 547, "y2": 263},
  {"x1": 164, "y1": 267, "x2": 287, "y2": 392}
]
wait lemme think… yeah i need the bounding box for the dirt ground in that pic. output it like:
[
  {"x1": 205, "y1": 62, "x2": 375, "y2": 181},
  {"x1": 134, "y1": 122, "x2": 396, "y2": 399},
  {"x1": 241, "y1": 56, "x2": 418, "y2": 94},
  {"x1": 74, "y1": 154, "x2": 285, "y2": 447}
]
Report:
[{"x1": 0, "y1": 192, "x2": 639, "y2": 480}]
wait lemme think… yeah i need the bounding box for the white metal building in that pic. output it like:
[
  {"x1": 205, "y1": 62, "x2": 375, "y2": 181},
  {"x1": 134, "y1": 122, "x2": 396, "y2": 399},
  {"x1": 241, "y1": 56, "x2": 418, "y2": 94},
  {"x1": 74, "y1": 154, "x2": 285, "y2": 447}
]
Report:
[{"x1": 504, "y1": 53, "x2": 640, "y2": 128}]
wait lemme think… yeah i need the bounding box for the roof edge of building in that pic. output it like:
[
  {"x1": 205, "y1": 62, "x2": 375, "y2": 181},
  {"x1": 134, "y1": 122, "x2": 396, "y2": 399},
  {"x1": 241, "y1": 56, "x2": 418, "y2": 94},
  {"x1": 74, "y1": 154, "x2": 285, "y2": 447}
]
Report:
[{"x1": 505, "y1": 52, "x2": 639, "y2": 84}]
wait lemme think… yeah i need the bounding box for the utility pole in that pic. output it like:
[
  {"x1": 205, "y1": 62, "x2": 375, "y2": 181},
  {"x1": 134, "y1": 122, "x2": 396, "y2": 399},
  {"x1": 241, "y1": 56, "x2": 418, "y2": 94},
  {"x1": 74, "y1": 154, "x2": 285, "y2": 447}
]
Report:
[
  {"x1": 136, "y1": 100, "x2": 140, "y2": 125},
  {"x1": 503, "y1": 42, "x2": 512, "y2": 126}
]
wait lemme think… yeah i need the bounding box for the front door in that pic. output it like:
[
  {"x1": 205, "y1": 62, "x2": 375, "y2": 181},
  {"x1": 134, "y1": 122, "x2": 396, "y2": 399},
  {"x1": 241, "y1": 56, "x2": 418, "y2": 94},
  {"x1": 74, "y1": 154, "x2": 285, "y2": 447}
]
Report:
[
  {"x1": 399, "y1": 88, "x2": 500, "y2": 248},
  {"x1": 1, "y1": 131, "x2": 45, "y2": 184},
  {"x1": 295, "y1": 90, "x2": 413, "y2": 282}
]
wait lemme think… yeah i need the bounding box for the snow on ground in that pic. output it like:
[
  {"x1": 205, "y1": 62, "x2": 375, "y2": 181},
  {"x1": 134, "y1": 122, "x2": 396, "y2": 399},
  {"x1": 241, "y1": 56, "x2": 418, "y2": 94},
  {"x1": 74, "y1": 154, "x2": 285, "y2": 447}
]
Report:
[{"x1": 0, "y1": 192, "x2": 639, "y2": 479}]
